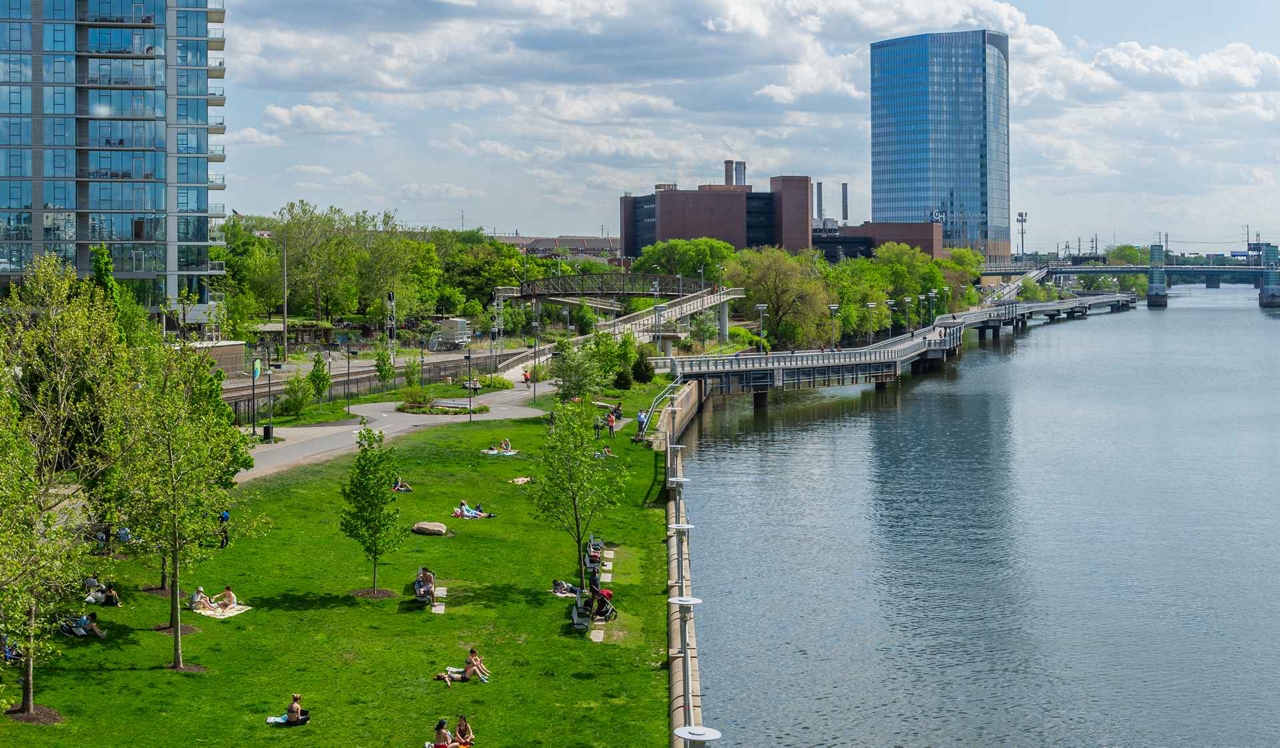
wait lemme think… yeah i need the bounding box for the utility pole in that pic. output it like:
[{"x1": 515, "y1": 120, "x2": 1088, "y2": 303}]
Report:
[{"x1": 1017, "y1": 212, "x2": 1027, "y2": 260}]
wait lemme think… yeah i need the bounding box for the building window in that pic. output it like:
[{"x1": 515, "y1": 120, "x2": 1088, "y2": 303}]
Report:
[
  {"x1": 41, "y1": 53, "x2": 72, "y2": 83},
  {"x1": 0, "y1": 21, "x2": 29, "y2": 50},
  {"x1": 42, "y1": 117, "x2": 71, "y2": 146},
  {"x1": 42, "y1": 148, "x2": 72, "y2": 177},
  {"x1": 0, "y1": 0, "x2": 30, "y2": 20},
  {"x1": 42, "y1": 180, "x2": 73, "y2": 209},
  {"x1": 42, "y1": 212, "x2": 74, "y2": 241},
  {"x1": 42, "y1": 86, "x2": 71, "y2": 115},
  {"x1": 0, "y1": 179, "x2": 29, "y2": 208},
  {"x1": 0, "y1": 116, "x2": 28, "y2": 144},
  {"x1": 41, "y1": 23, "x2": 72, "y2": 52}
]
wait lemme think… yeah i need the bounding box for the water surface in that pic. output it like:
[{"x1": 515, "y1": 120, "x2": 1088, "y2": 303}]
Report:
[{"x1": 682, "y1": 285, "x2": 1280, "y2": 747}]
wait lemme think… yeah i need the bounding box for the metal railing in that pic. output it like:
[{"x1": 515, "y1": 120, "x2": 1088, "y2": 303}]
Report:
[
  {"x1": 208, "y1": 173, "x2": 226, "y2": 185},
  {"x1": 78, "y1": 11, "x2": 160, "y2": 24},
  {"x1": 208, "y1": 144, "x2": 226, "y2": 156},
  {"x1": 209, "y1": 57, "x2": 226, "y2": 69},
  {"x1": 209, "y1": 115, "x2": 225, "y2": 126},
  {"x1": 520, "y1": 273, "x2": 714, "y2": 300},
  {"x1": 208, "y1": 203, "x2": 226, "y2": 215},
  {"x1": 79, "y1": 74, "x2": 162, "y2": 86},
  {"x1": 208, "y1": 86, "x2": 225, "y2": 97},
  {"x1": 208, "y1": 28, "x2": 225, "y2": 40}
]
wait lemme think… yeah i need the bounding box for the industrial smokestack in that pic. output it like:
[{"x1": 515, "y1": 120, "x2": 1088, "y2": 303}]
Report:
[
  {"x1": 841, "y1": 183, "x2": 848, "y2": 223},
  {"x1": 816, "y1": 182, "x2": 824, "y2": 220},
  {"x1": 734, "y1": 161, "x2": 746, "y2": 186},
  {"x1": 724, "y1": 160, "x2": 734, "y2": 186}
]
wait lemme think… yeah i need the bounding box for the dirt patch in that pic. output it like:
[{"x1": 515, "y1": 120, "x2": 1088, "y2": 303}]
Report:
[
  {"x1": 152, "y1": 624, "x2": 200, "y2": 636},
  {"x1": 166, "y1": 663, "x2": 207, "y2": 673},
  {"x1": 350, "y1": 588, "x2": 397, "y2": 600},
  {"x1": 140, "y1": 586, "x2": 179, "y2": 598},
  {"x1": 5, "y1": 705, "x2": 63, "y2": 725}
]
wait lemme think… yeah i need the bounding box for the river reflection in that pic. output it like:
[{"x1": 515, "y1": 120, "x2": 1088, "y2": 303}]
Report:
[{"x1": 682, "y1": 286, "x2": 1280, "y2": 746}]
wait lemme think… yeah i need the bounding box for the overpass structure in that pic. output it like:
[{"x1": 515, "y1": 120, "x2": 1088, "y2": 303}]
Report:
[
  {"x1": 661, "y1": 293, "x2": 1135, "y2": 407},
  {"x1": 986, "y1": 242, "x2": 1280, "y2": 308}
]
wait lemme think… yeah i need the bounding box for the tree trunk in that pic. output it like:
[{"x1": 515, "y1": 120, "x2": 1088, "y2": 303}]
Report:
[
  {"x1": 576, "y1": 535, "x2": 587, "y2": 592},
  {"x1": 171, "y1": 547, "x2": 183, "y2": 669},
  {"x1": 20, "y1": 605, "x2": 35, "y2": 713},
  {"x1": 371, "y1": 556, "x2": 378, "y2": 593},
  {"x1": 159, "y1": 553, "x2": 167, "y2": 590}
]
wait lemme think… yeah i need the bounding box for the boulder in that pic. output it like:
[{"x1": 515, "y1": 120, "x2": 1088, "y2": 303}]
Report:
[{"x1": 412, "y1": 522, "x2": 448, "y2": 536}]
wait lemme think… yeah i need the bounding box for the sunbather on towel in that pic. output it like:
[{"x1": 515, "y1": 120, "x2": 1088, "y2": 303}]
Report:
[
  {"x1": 456, "y1": 501, "x2": 495, "y2": 519},
  {"x1": 190, "y1": 586, "x2": 215, "y2": 611},
  {"x1": 500, "y1": 438, "x2": 511, "y2": 451},
  {"x1": 211, "y1": 585, "x2": 238, "y2": 611}
]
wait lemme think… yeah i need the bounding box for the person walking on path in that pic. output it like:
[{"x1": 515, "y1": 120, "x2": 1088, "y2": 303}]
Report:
[{"x1": 607, "y1": 412, "x2": 616, "y2": 438}]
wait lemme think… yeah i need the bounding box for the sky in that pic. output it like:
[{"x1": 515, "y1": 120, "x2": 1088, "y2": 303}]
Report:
[{"x1": 220, "y1": 0, "x2": 1280, "y2": 254}]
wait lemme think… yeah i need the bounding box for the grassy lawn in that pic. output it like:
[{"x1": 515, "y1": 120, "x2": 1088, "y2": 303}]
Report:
[
  {"x1": 264, "y1": 383, "x2": 511, "y2": 427},
  {"x1": 0, "y1": 415, "x2": 670, "y2": 747},
  {"x1": 527, "y1": 376, "x2": 675, "y2": 418}
]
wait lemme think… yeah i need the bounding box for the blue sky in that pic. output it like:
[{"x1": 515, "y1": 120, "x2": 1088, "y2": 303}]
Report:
[{"x1": 220, "y1": 0, "x2": 1280, "y2": 253}]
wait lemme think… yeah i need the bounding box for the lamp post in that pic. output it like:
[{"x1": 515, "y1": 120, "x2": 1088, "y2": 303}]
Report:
[
  {"x1": 755, "y1": 303, "x2": 768, "y2": 353},
  {"x1": 563, "y1": 308, "x2": 570, "y2": 335},
  {"x1": 928, "y1": 290, "x2": 937, "y2": 323},
  {"x1": 669, "y1": 523, "x2": 694, "y2": 597},
  {"x1": 903, "y1": 297, "x2": 912, "y2": 331},
  {"x1": 654, "y1": 304, "x2": 667, "y2": 348},
  {"x1": 346, "y1": 348, "x2": 354, "y2": 415},
  {"x1": 532, "y1": 319, "x2": 540, "y2": 403},
  {"x1": 668, "y1": 596, "x2": 703, "y2": 730},
  {"x1": 886, "y1": 299, "x2": 896, "y2": 335},
  {"x1": 828, "y1": 304, "x2": 839, "y2": 349},
  {"x1": 465, "y1": 352, "x2": 473, "y2": 423},
  {"x1": 865, "y1": 302, "x2": 876, "y2": 346}
]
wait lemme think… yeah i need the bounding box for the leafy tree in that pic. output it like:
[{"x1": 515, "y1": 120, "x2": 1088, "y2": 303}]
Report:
[
  {"x1": 339, "y1": 428, "x2": 408, "y2": 594},
  {"x1": 375, "y1": 340, "x2": 396, "y2": 386},
  {"x1": 308, "y1": 351, "x2": 331, "y2": 400},
  {"x1": 690, "y1": 310, "x2": 717, "y2": 349},
  {"x1": 612, "y1": 365, "x2": 633, "y2": 390},
  {"x1": 0, "y1": 257, "x2": 140, "y2": 712},
  {"x1": 727, "y1": 247, "x2": 833, "y2": 348},
  {"x1": 280, "y1": 372, "x2": 313, "y2": 417},
  {"x1": 552, "y1": 339, "x2": 609, "y2": 401},
  {"x1": 90, "y1": 244, "x2": 120, "y2": 308},
  {"x1": 572, "y1": 302, "x2": 596, "y2": 335},
  {"x1": 437, "y1": 286, "x2": 466, "y2": 316},
  {"x1": 125, "y1": 338, "x2": 253, "y2": 670},
  {"x1": 1017, "y1": 278, "x2": 1046, "y2": 302},
  {"x1": 631, "y1": 350, "x2": 656, "y2": 384},
  {"x1": 529, "y1": 402, "x2": 624, "y2": 590},
  {"x1": 633, "y1": 238, "x2": 735, "y2": 283}
]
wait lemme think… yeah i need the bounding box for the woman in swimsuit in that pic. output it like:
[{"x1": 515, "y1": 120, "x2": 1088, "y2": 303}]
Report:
[{"x1": 431, "y1": 718, "x2": 452, "y2": 747}]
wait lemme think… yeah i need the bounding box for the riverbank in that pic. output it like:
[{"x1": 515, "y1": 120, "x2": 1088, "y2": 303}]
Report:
[{"x1": 0, "y1": 395, "x2": 671, "y2": 745}]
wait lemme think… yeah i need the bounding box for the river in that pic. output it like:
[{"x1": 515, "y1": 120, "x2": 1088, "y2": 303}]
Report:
[{"x1": 680, "y1": 285, "x2": 1280, "y2": 747}]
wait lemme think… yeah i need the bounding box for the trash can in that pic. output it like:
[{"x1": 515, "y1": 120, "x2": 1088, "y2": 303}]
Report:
[{"x1": 262, "y1": 424, "x2": 274, "y2": 442}]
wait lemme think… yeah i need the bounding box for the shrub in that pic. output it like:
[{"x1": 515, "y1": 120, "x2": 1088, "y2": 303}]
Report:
[
  {"x1": 374, "y1": 345, "x2": 396, "y2": 385},
  {"x1": 631, "y1": 351, "x2": 655, "y2": 384},
  {"x1": 308, "y1": 351, "x2": 331, "y2": 400},
  {"x1": 400, "y1": 385, "x2": 432, "y2": 406},
  {"x1": 613, "y1": 366, "x2": 633, "y2": 390},
  {"x1": 478, "y1": 374, "x2": 514, "y2": 390},
  {"x1": 279, "y1": 372, "x2": 313, "y2": 417},
  {"x1": 526, "y1": 363, "x2": 551, "y2": 383},
  {"x1": 399, "y1": 404, "x2": 490, "y2": 416}
]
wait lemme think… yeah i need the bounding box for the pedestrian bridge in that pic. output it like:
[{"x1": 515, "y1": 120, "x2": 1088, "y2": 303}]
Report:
[
  {"x1": 661, "y1": 293, "x2": 1135, "y2": 404},
  {"x1": 498, "y1": 273, "x2": 714, "y2": 301}
]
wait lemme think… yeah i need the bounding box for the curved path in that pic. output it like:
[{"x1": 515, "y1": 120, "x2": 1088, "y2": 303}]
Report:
[{"x1": 238, "y1": 382, "x2": 551, "y2": 483}]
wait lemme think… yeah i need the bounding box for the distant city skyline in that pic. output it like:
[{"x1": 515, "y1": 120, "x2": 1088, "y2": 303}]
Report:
[{"x1": 222, "y1": 0, "x2": 1280, "y2": 253}]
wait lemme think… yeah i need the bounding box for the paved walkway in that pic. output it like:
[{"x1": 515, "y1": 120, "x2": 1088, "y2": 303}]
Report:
[{"x1": 238, "y1": 380, "x2": 554, "y2": 483}]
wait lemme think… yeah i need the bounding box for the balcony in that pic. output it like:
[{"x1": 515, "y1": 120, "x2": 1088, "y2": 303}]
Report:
[
  {"x1": 209, "y1": 173, "x2": 226, "y2": 190},
  {"x1": 208, "y1": 144, "x2": 226, "y2": 162},
  {"x1": 209, "y1": 261, "x2": 226, "y2": 272},
  {"x1": 79, "y1": 74, "x2": 162, "y2": 88},
  {"x1": 209, "y1": 203, "x2": 226, "y2": 217},
  {"x1": 208, "y1": 57, "x2": 226, "y2": 79},
  {"x1": 208, "y1": 28, "x2": 225, "y2": 51},
  {"x1": 209, "y1": 0, "x2": 225, "y2": 23},
  {"x1": 78, "y1": 168, "x2": 162, "y2": 180},
  {"x1": 207, "y1": 86, "x2": 226, "y2": 106},
  {"x1": 78, "y1": 11, "x2": 160, "y2": 25},
  {"x1": 209, "y1": 115, "x2": 226, "y2": 134},
  {"x1": 79, "y1": 44, "x2": 163, "y2": 57}
]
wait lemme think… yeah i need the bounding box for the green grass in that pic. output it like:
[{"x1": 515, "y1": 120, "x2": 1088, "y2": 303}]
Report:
[
  {"x1": 526, "y1": 376, "x2": 675, "y2": 418},
  {"x1": 264, "y1": 384, "x2": 507, "y2": 427},
  {"x1": 0, "y1": 415, "x2": 670, "y2": 747}
]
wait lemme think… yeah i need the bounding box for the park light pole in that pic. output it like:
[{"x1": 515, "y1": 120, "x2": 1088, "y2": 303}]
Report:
[
  {"x1": 465, "y1": 352, "x2": 473, "y2": 423},
  {"x1": 917, "y1": 295, "x2": 925, "y2": 326},
  {"x1": 865, "y1": 302, "x2": 876, "y2": 346},
  {"x1": 563, "y1": 308, "x2": 571, "y2": 336},
  {"x1": 828, "y1": 304, "x2": 839, "y2": 349},
  {"x1": 346, "y1": 348, "x2": 355, "y2": 415},
  {"x1": 886, "y1": 299, "x2": 896, "y2": 335},
  {"x1": 755, "y1": 303, "x2": 768, "y2": 353},
  {"x1": 928, "y1": 290, "x2": 937, "y2": 323},
  {"x1": 531, "y1": 319, "x2": 540, "y2": 403}
]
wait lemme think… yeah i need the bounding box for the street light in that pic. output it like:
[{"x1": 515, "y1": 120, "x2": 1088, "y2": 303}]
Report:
[
  {"x1": 465, "y1": 352, "x2": 473, "y2": 423},
  {"x1": 928, "y1": 290, "x2": 937, "y2": 323},
  {"x1": 563, "y1": 308, "x2": 571, "y2": 335},
  {"x1": 531, "y1": 319, "x2": 540, "y2": 403},
  {"x1": 755, "y1": 303, "x2": 768, "y2": 353},
  {"x1": 866, "y1": 302, "x2": 876, "y2": 346},
  {"x1": 902, "y1": 297, "x2": 912, "y2": 331},
  {"x1": 886, "y1": 299, "x2": 896, "y2": 335},
  {"x1": 828, "y1": 304, "x2": 840, "y2": 349}
]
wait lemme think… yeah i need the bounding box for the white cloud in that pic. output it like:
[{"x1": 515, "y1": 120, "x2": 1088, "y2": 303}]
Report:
[
  {"x1": 294, "y1": 181, "x2": 325, "y2": 190},
  {"x1": 222, "y1": 127, "x2": 284, "y2": 146},
  {"x1": 333, "y1": 172, "x2": 377, "y2": 188},
  {"x1": 402, "y1": 182, "x2": 487, "y2": 201},
  {"x1": 263, "y1": 104, "x2": 391, "y2": 139},
  {"x1": 288, "y1": 164, "x2": 332, "y2": 175}
]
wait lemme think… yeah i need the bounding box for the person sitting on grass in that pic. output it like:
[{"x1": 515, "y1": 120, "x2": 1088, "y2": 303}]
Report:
[
  {"x1": 286, "y1": 694, "x2": 303, "y2": 724},
  {"x1": 84, "y1": 572, "x2": 104, "y2": 604},
  {"x1": 500, "y1": 438, "x2": 511, "y2": 452},
  {"x1": 430, "y1": 718, "x2": 453, "y2": 747},
  {"x1": 101, "y1": 584, "x2": 121, "y2": 608},
  {"x1": 414, "y1": 568, "x2": 436, "y2": 602},
  {"x1": 466, "y1": 649, "x2": 491, "y2": 682},
  {"x1": 392, "y1": 476, "x2": 413, "y2": 493},
  {"x1": 75, "y1": 612, "x2": 106, "y2": 639},
  {"x1": 454, "y1": 715, "x2": 475, "y2": 747},
  {"x1": 190, "y1": 586, "x2": 215, "y2": 611},
  {"x1": 211, "y1": 585, "x2": 238, "y2": 611}
]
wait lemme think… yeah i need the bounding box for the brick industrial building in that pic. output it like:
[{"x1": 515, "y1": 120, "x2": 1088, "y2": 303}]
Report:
[{"x1": 620, "y1": 163, "x2": 945, "y2": 261}]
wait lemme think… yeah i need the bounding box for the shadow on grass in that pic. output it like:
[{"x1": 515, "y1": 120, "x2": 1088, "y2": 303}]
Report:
[
  {"x1": 641, "y1": 448, "x2": 666, "y2": 508},
  {"x1": 447, "y1": 583, "x2": 550, "y2": 610},
  {"x1": 249, "y1": 591, "x2": 360, "y2": 612}
]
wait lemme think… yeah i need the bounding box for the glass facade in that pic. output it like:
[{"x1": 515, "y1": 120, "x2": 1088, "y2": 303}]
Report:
[
  {"x1": 0, "y1": 0, "x2": 227, "y2": 324},
  {"x1": 871, "y1": 30, "x2": 1011, "y2": 261}
]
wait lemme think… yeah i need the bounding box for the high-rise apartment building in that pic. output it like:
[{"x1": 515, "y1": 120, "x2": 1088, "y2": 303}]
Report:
[
  {"x1": 0, "y1": 0, "x2": 226, "y2": 322},
  {"x1": 871, "y1": 30, "x2": 1010, "y2": 263}
]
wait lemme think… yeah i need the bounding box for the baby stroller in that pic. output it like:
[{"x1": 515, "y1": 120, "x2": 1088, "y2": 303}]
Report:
[{"x1": 592, "y1": 589, "x2": 618, "y2": 622}]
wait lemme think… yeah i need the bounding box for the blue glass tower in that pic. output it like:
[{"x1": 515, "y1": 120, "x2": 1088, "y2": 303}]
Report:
[{"x1": 871, "y1": 30, "x2": 1010, "y2": 262}]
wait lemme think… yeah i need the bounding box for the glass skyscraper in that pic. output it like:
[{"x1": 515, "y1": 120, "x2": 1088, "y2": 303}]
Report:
[
  {"x1": 0, "y1": 0, "x2": 226, "y2": 322},
  {"x1": 871, "y1": 30, "x2": 1010, "y2": 262}
]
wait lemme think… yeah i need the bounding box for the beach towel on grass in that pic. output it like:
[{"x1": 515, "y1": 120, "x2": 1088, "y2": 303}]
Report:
[{"x1": 193, "y1": 604, "x2": 252, "y2": 620}]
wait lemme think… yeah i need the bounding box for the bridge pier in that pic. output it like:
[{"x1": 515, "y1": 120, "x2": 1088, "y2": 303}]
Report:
[
  {"x1": 1147, "y1": 285, "x2": 1168, "y2": 308},
  {"x1": 1261, "y1": 287, "x2": 1280, "y2": 308},
  {"x1": 752, "y1": 390, "x2": 768, "y2": 410},
  {"x1": 717, "y1": 301, "x2": 729, "y2": 344},
  {"x1": 1206, "y1": 276, "x2": 1221, "y2": 289},
  {"x1": 977, "y1": 327, "x2": 987, "y2": 342},
  {"x1": 875, "y1": 380, "x2": 888, "y2": 391},
  {"x1": 1256, "y1": 276, "x2": 1264, "y2": 290},
  {"x1": 1045, "y1": 312, "x2": 1059, "y2": 322}
]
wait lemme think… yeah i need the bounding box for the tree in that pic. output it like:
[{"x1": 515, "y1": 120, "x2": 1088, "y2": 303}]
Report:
[
  {"x1": 529, "y1": 402, "x2": 624, "y2": 590},
  {"x1": 632, "y1": 350, "x2": 655, "y2": 384},
  {"x1": 308, "y1": 352, "x2": 331, "y2": 400},
  {"x1": 280, "y1": 372, "x2": 312, "y2": 417},
  {"x1": 339, "y1": 428, "x2": 407, "y2": 594},
  {"x1": 125, "y1": 338, "x2": 253, "y2": 670},
  {"x1": 612, "y1": 365, "x2": 633, "y2": 391},
  {"x1": 0, "y1": 257, "x2": 139, "y2": 713},
  {"x1": 727, "y1": 248, "x2": 833, "y2": 348},
  {"x1": 690, "y1": 310, "x2": 717, "y2": 349},
  {"x1": 633, "y1": 238, "x2": 735, "y2": 283},
  {"x1": 552, "y1": 339, "x2": 609, "y2": 401},
  {"x1": 374, "y1": 341, "x2": 396, "y2": 386}
]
